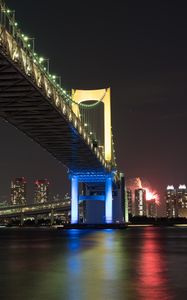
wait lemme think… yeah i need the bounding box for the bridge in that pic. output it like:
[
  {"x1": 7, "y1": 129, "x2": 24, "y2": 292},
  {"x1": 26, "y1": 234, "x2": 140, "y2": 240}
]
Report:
[
  {"x1": 0, "y1": 1, "x2": 126, "y2": 224},
  {"x1": 0, "y1": 200, "x2": 71, "y2": 225}
]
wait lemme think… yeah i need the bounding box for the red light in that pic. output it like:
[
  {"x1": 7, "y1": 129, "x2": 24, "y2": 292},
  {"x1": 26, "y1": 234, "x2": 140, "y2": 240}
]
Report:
[{"x1": 137, "y1": 228, "x2": 172, "y2": 299}]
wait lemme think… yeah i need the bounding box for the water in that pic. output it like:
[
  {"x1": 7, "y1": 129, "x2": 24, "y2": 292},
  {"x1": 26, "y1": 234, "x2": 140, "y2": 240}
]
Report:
[{"x1": 0, "y1": 226, "x2": 187, "y2": 300}]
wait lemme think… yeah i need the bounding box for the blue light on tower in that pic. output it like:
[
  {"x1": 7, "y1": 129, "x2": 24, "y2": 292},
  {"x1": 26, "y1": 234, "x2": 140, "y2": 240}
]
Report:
[
  {"x1": 70, "y1": 172, "x2": 114, "y2": 224},
  {"x1": 105, "y1": 176, "x2": 113, "y2": 223},
  {"x1": 71, "y1": 175, "x2": 79, "y2": 224}
]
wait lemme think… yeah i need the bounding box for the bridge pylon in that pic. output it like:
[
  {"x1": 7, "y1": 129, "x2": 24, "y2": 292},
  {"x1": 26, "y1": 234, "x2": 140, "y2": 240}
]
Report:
[
  {"x1": 70, "y1": 88, "x2": 114, "y2": 224},
  {"x1": 72, "y1": 88, "x2": 112, "y2": 162},
  {"x1": 70, "y1": 172, "x2": 113, "y2": 224}
]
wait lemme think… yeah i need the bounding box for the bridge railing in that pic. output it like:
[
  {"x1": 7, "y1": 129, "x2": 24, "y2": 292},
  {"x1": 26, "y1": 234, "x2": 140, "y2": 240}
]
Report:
[
  {"x1": 0, "y1": 1, "x2": 112, "y2": 171},
  {"x1": 0, "y1": 200, "x2": 71, "y2": 216}
]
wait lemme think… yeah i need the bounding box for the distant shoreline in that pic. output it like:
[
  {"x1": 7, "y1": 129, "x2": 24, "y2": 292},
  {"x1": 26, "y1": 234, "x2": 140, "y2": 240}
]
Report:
[{"x1": 1, "y1": 222, "x2": 187, "y2": 230}]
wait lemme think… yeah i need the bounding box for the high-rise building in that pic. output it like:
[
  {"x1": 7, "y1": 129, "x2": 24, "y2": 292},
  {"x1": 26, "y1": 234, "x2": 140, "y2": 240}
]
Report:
[
  {"x1": 166, "y1": 184, "x2": 187, "y2": 218},
  {"x1": 134, "y1": 188, "x2": 146, "y2": 216},
  {"x1": 176, "y1": 185, "x2": 187, "y2": 217},
  {"x1": 11, "y1": 177, "x2": 27, "y2": 205},
  {"x1": 34, "y1": 179, "x2": 49, "y2": 203},
  {"x1": 147, "y1": 199, "x2": 157, "y2": 217},
  {"x1": 166, "y1": 185, "x2": 176, "y2": 218},
  {"x1": 127, "y1": 189, "x2": 133, "y2": 216}
]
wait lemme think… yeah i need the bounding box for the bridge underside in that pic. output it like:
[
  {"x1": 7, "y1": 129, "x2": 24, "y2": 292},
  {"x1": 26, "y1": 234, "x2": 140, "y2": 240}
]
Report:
[{"x1": 0, "y1": 52, "x2": 106, "y2": 173}]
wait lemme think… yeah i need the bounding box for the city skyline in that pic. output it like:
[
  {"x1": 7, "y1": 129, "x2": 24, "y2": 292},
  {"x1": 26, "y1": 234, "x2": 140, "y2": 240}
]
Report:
[
  {"x1": 4, "y1": 174, "x2": 187, "y2": 218},
  {"x1": 1, "y1": 172, "x2": 187, "y2": 217},
  {"x1": 2, "y1": 176, "x2": 67, "y2": 205}
]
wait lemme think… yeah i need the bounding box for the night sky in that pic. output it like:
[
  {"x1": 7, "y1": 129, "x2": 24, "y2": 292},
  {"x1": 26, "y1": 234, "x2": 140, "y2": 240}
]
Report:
[{"x1": 1, "y1": 0, "x2": 187, "y2": 214}]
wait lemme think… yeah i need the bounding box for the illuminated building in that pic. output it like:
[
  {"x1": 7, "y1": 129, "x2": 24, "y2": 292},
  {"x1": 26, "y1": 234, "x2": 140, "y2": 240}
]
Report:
[
  {"x1": 176, "y1": 185, "x2": 187, "y2": 217},
  {"x1": 147, "y1": 199, "x2": 157, "y2": 217},
  {"x1": 11, "y1": 177, "x2": 27, "y2": 205},
  {"x1": 34, "y1": 179, "x2": 49, "y2": 203},
  {"x1": 127, "y1": 189, "x2": 133, "y2": 216},
  {"x1": 166, "y1": 184, "x2": 187, "y2": 218},
  {"x1": 166, "y1": 185, "x2": 176, "y2": 218},
  {"x1": 134, "y1": 188, "x2": 146, "y2": 216}
]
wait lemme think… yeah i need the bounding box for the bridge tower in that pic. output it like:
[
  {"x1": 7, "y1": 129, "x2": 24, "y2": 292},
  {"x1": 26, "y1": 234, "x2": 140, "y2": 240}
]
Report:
[{"x1": 70, "y1": 88, "x2": 119, "y2": 224}]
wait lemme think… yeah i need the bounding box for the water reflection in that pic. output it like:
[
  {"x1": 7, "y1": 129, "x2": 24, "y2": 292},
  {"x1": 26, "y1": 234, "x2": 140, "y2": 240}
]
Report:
[
  {"x1": 136, "y1": 227, "x2": 174, "y2": 300},
  {"x1": 0, "y1": 227, "x2": 186, "y2": 300},
  {"x1": 65, "y1": 230, "x2": 121, "y2": 300}
]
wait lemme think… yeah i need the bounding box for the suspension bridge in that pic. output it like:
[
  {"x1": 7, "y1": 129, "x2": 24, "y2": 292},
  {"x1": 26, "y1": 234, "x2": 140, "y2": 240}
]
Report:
[{"x1": 0, "y1": 1, "x2": 126, "y2": 225}]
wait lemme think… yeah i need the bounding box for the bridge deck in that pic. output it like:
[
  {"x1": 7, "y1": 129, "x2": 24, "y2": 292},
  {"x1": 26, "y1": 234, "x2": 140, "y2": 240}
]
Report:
[
  {"x1": 0, "y1": 51, "x2": 106, "y2": 172},
  {"x1": 0, "y1": 21, "x2": 109, "y2": 173},
  {"x1": 0, "y1": 201, "x2": 71, "y2": 217}
]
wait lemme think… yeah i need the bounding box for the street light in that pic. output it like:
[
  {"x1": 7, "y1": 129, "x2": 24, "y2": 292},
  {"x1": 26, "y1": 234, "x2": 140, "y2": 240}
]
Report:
[
  {"x1": 51, "y1": 74, "x2": 61, "y2": 86},
  {"x1": 38, "y1": 57, "x2": 49, "y2": 72}
]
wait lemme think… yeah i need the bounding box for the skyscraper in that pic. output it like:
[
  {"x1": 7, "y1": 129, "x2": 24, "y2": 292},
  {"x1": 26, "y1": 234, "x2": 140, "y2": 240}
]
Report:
[
  {"x1": 147, "y1": 199, "x2": 157, "y2": 217},
  {"x1": 34, "y1": 179, "x2": 49, "y2": 203},
  {"x1": 176, "y1": 185, "x2": 187, "y2": 217},
  {"x1": 134, "y1": 188, "x2": 146, "y2": 216},
  {"x1": 166, "y1": 185, "x2": 176, "y2": 218},
  {"x1": 11, "y1": 177, "x2": 27, "y2": 205},
  {"x1": 127, "y1": 189, "x2": 133, "y2": 216}
]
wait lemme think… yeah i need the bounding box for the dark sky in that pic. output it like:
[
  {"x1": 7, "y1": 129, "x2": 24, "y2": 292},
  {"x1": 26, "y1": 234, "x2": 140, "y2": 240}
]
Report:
[{"x1": 1, "y1": 0, "x2": 187, "y2": 214}]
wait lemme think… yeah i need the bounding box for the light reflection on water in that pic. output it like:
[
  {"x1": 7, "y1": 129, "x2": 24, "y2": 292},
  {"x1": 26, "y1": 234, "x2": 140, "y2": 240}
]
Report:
[
  {"x1": 136, "y1": 228, "x2": 173, "y2": 300},
  {"x1": 0, "y1": 227, "x2": 186, "y2": 300}
]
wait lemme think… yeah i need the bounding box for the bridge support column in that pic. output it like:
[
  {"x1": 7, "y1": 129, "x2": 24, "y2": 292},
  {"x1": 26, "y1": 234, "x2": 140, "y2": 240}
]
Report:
[
  {"x1": 20, "y1": 213, "x2": 24, "y2": 226},
  {"x1": 34, "y1": 215, "x2": 38, "y2": 225},
  {"x1": 51, "y1": 209, "x2": 54, "y2": 226},
  {"x1": 71, "y1": 175, "x2": 79, "y2": 224},
  {"x1": 105, "y1": 176, "x2": 113, "y2": 223}
]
